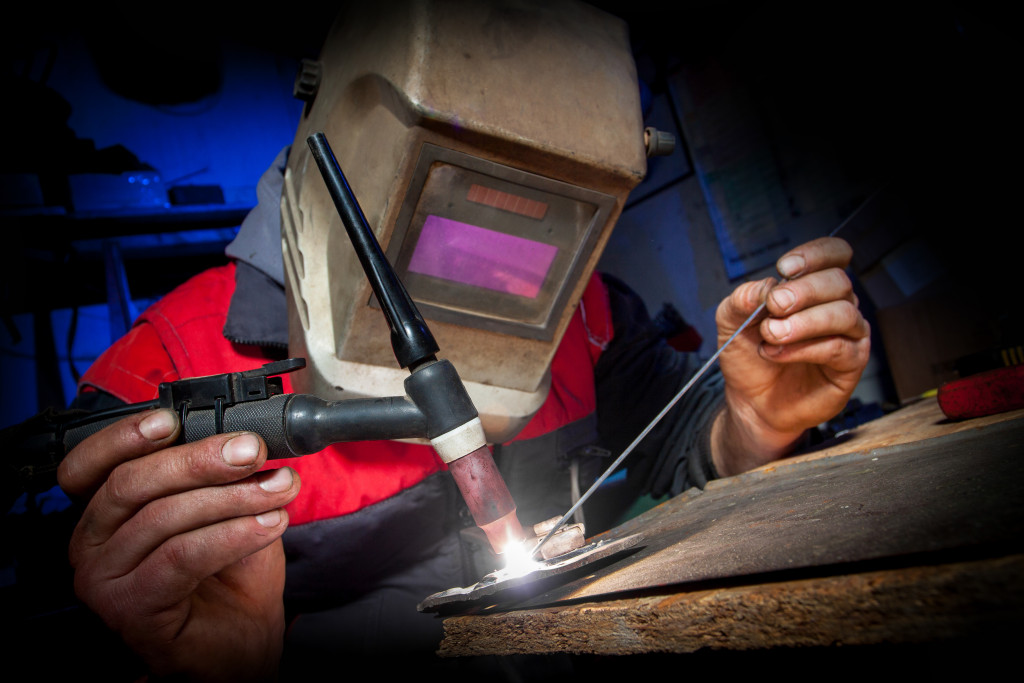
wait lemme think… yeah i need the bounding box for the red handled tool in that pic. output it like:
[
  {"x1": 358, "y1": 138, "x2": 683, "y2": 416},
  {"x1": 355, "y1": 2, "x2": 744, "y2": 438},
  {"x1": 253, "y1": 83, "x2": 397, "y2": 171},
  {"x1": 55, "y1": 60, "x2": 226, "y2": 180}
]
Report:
[{"x1": 938, "y1": 364, "x2": 1024, "y2": 420}]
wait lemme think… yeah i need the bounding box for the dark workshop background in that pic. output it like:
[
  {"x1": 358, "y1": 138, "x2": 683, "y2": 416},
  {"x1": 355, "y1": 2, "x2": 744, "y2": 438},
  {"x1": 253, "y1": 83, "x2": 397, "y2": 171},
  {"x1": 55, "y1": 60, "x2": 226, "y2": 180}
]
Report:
[
  {"x1": 1, "y1": 2, "x2": 1021, "y2": 679},
  {"x1": 2, "y1": 0, "x2": 1019, "y2": 430}
]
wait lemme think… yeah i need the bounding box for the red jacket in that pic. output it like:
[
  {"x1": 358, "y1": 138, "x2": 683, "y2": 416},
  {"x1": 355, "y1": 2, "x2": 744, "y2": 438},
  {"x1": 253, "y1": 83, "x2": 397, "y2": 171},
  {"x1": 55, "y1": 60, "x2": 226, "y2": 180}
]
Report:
[{"x1": 79, "y1": 261, "x2": 614, "y2": 528}]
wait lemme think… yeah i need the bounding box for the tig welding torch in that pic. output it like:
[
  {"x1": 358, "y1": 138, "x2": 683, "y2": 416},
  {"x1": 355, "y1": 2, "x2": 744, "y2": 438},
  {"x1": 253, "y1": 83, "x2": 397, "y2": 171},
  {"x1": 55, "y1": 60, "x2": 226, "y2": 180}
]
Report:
[{"x1": 1, "y1": 133, "x2": 525, "y2": 555}]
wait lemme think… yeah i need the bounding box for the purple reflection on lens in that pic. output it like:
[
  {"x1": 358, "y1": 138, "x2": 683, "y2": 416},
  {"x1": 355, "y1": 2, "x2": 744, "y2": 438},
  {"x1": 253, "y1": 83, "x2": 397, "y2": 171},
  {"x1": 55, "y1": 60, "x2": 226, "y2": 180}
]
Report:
[{"x1": 408, "y1": 215, "x2": 557, "y2": 298}]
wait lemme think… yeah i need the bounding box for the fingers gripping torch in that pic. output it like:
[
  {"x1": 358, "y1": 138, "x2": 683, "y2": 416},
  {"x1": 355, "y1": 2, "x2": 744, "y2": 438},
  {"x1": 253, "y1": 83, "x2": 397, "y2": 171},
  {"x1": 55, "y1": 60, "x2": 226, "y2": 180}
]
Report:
[{"x1": 1, "y1": 132, "x2": 526, "y2": 556}]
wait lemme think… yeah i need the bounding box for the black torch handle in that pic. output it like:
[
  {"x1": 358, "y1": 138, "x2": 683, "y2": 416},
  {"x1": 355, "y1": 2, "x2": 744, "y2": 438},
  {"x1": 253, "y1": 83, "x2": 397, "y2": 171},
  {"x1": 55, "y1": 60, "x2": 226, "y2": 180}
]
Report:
[
  {"x1": 57, "y1": 393, "x2": 429, "y2": 462},
  {"x1": 306, "y1": 132, "x2": 439, "y2": 370}
]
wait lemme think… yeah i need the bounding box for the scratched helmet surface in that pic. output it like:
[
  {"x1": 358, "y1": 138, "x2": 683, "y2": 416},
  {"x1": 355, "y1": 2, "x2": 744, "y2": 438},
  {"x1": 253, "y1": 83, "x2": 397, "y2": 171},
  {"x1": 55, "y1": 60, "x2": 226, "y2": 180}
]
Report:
[{"x1": 281, "y1": 0, "x2": 646, "y2": 442}]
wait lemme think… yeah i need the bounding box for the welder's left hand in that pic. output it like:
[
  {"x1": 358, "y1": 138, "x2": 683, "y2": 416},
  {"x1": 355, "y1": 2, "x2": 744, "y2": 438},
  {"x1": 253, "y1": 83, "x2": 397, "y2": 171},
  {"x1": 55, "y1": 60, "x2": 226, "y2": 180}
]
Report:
[{"x1": 712, "y1": 236, "x2": 871, "y2": 476}]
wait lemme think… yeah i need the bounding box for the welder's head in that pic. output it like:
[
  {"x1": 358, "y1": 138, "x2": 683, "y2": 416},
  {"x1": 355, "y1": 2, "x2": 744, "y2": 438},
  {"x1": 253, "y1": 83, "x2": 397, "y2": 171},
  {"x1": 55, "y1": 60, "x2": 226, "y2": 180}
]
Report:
[{"x1": 281, "y1": 0, "x2": 647, "y2": 442}]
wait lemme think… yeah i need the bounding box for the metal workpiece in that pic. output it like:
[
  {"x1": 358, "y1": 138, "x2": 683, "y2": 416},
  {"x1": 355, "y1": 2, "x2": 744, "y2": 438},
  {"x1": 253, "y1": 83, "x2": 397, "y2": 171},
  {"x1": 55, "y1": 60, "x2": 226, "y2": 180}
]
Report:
[
  {"x1": 422, "y1": 515, "x2": 591, "y2": 612},
  {"x1": 418, "y1": 533, "x2": 643, "y2": 613},
  {"x1": 530, "y1": 517, "x2": 586, "y2": 562}
]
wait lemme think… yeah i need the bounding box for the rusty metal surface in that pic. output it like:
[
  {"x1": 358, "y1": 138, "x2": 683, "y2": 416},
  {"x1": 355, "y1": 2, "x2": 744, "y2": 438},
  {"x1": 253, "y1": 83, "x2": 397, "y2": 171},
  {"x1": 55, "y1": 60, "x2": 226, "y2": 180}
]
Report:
[
  {"x1": 439, "y1": 554, "x2": 1024, "y2": 656},
  {"x1": 440, "y1": 411, "x2": 1024, "y2": 614}
]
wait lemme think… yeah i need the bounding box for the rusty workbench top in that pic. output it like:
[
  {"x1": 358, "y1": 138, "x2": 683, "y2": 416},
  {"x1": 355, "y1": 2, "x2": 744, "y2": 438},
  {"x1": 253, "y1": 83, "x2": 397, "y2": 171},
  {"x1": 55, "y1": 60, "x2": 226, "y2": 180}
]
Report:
[{"x1": 436, "y1": 399, "x2": 1024, "y2": 656}]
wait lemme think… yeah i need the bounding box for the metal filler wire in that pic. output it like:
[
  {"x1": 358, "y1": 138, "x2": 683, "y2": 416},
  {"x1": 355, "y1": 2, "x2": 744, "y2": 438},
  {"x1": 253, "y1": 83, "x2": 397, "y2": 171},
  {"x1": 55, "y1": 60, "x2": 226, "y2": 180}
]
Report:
[{"x1": 527, "y1": 189, "x2": 880, "y2": 560}]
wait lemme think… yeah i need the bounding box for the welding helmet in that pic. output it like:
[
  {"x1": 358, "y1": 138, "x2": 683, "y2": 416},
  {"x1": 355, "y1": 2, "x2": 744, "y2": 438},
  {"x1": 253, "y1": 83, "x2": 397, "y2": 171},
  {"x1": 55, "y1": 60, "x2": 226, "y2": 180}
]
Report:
[{"x1": 281, "y1": 0, "x2": 648, "y2": 442}]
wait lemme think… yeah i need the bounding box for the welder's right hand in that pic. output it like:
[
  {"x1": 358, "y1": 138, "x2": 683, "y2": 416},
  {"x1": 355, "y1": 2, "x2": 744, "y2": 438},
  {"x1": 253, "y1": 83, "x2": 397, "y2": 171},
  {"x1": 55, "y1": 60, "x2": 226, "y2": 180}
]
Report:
[{"x1": 57, "y1": 408, "x2": 300, "y2": 681}]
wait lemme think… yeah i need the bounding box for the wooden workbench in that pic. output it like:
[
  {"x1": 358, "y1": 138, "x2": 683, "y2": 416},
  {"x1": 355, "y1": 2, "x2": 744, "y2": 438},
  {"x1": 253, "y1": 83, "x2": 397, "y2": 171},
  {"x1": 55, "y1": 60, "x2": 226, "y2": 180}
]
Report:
[{"x1": 436, "y1": 398, "x2": 1024, "y2": 659}]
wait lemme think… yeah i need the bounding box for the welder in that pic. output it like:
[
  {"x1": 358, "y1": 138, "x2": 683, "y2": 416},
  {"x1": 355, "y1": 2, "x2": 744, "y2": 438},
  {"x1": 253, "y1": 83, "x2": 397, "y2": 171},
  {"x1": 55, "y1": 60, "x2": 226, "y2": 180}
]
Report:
[{"x1": 53, "y1": 1, "x2": 870, "y2": 679}]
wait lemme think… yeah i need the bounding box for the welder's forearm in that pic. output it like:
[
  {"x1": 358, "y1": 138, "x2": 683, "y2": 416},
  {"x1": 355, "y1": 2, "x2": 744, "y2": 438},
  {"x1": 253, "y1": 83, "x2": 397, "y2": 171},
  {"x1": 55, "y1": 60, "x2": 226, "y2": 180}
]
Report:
[{"x1": 709, "y1": 406, "x2": 806, "y2": 478}]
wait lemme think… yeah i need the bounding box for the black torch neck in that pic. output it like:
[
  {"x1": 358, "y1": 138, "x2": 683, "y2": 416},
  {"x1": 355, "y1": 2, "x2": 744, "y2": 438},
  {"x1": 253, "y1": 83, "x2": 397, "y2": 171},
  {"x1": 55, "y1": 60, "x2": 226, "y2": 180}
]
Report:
[{"x1": 306, "y1": 132, "x2": 439, "y2": 370}]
